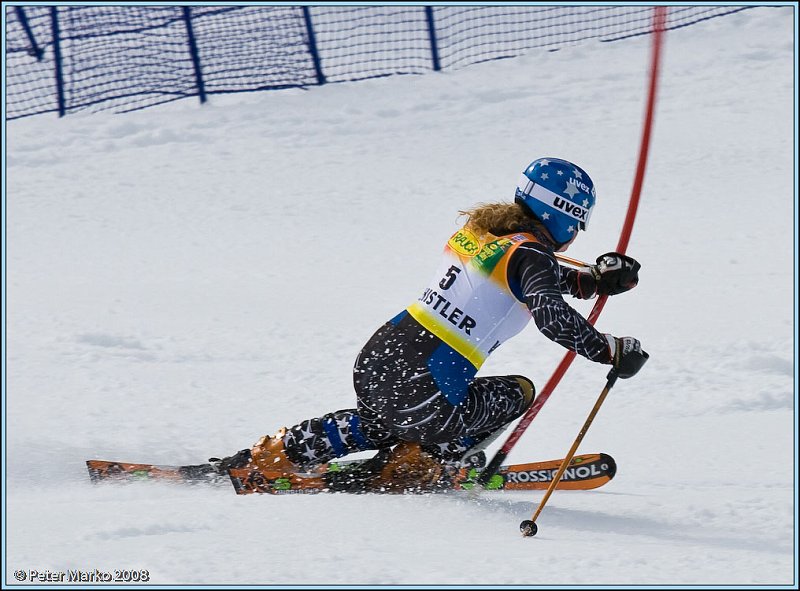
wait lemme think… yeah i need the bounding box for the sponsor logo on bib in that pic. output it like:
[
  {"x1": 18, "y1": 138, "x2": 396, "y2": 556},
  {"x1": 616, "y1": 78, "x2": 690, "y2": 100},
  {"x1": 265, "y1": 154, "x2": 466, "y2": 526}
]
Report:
[{"x1": 448, "y1": 229, "x2": 482, "y2": 258}]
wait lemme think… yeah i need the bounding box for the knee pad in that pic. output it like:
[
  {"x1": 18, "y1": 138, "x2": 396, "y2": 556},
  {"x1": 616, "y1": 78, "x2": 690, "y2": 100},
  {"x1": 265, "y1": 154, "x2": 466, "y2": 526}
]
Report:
[{"x1": 509, "y1": 375, "x2": 536, "y2": 408}]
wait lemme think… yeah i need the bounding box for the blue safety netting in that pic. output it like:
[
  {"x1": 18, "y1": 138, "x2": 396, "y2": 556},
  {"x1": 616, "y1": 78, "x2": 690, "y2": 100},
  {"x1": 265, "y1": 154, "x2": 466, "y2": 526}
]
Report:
[{"x1": 5, "y1": 5, "x2": 756, "y2": 120}]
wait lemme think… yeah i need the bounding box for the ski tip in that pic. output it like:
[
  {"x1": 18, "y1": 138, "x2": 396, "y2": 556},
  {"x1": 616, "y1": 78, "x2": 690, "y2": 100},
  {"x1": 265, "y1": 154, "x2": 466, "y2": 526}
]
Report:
[{"x1": 599, "y1": 453, "x2": 617, "y2": 480}]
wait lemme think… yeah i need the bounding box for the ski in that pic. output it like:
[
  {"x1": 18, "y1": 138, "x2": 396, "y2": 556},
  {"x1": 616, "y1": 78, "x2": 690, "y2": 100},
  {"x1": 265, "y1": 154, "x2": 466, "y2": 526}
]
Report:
[
  {"x1": 228, "y1": 452, "x2": 616, "y2": 495},
  {"x1": 87, "y1": 453, "x2": 616, "y2": 494}
]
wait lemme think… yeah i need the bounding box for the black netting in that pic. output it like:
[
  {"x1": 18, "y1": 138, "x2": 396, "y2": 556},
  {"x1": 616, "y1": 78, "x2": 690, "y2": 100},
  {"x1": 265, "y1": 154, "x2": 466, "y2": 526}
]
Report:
[
  {"x1": 58, "y1": 6, "x2": 196, "y2": 115},
  {"x1": 6, "y1": 6, "x2": 58, "y2": 119},
  {"x1": 191, "y1": 6, "x2": 316, "y2": 94},
  {"x1": 310, "y1": 6, "x2": 432, "y2": 82},
  {"x1": 5, "y1": 5, "x2": 758, "y2": 120}
]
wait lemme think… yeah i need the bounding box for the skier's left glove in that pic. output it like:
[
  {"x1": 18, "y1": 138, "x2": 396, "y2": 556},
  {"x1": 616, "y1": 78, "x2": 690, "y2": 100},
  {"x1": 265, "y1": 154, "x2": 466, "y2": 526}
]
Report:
[
  {"x1": 590, "y1": 252, "x2": 640, "y2": 295},
  {"x1": 607, "y1": 336, "x2": 649, "y2": 379}
]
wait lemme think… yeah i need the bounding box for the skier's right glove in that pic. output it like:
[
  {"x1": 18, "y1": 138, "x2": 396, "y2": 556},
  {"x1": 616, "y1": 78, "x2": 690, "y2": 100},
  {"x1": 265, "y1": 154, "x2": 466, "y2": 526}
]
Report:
[
  {"x1": 590, "y1": 252, "x2": 641, "y2": 295},
  {"x1": 607, "y1": 336, "x2": 649, "y2": 379}
]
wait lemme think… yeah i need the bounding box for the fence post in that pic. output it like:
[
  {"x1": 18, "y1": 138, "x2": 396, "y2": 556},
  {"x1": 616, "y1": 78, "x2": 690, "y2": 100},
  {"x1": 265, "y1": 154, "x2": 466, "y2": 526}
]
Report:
[
  {"x1": 15, "y1": 7, "x2": 45, "y2": 61},
  {"x1": 302, "y1": 6, "x2": 326, "y2": 85},
  {"x1": 182, "y1": 7, "x2": 207, "y2": 104},
  {"x1": 425, "y1": 6, "x2": 441, "y2": 71},
  {"x1": 49, "y1": 6, "x2": 66, "y2": 117}
]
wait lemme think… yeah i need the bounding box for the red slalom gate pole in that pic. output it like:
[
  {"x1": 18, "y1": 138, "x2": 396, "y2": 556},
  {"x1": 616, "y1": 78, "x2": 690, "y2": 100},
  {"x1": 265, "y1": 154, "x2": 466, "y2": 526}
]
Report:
[{"x1": 477, "y1": 6, "x2": 667, "y2": 488}]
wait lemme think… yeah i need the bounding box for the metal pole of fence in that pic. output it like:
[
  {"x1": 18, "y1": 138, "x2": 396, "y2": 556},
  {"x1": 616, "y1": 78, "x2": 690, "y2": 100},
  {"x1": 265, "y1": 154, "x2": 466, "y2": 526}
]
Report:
[
  {"x1": 425, "y1": 7, "x2": 441, "y2": 71},
  {"x1": 49, "y1": 6, "x2": 66, "y2": 117},
  {"x1": 302, "y1": 6, "x2": 326, "y2": 85},
  {"x1": 182, "y1": 7, "x2": 207, "y2": 104},
  {"x1": 15, "y1": 7, "x2": 45, "y2": 61}
]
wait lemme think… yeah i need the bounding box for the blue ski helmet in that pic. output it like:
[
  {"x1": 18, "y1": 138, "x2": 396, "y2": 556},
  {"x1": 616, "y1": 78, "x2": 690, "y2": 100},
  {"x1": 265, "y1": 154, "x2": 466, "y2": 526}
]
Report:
[{"x1": 514, "y1": 158, "x2": 596, "y2": 245}]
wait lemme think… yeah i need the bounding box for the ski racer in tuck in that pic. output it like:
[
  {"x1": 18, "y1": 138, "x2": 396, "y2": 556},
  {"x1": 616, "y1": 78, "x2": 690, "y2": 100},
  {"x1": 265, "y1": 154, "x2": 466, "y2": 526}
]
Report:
[{"x1": 213, "y1": 157, "x2": 648, "y2": 491}]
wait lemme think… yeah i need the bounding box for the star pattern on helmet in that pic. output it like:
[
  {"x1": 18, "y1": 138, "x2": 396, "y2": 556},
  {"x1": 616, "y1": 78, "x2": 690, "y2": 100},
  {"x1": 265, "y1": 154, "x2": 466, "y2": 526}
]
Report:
[
  {"x1": 567, "y1": 225, "x2": 576, "y2": 234},
  {"x1": 563, "y1": 183, "x2": 581, "y2": 198},
  {"x1": 572, "y1": 168, "x2": 583, "y2": 179},
  {"x1": 539, "y1": 159, "x2": 550, "y2": 167},
  {"x1": 582, "y1": 199, "x2": 590, "y2": 207},
  {"x1": 556, "y1": 170, "x2": 563, "y2": 176},
  {"x1": 540, "y1": 172, "x2": 548, "y2": 180},
  {"x1": 541, "y1": 212, "x2": 550, "y2": 220}
]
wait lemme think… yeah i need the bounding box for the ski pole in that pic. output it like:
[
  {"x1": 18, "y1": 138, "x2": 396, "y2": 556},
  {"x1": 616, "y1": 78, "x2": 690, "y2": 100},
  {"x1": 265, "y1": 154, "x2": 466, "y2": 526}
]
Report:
[
  {"x1": 520, "y1": 369, "x2": 619, "y2": 537},
  {"x1": 554, "y1": 253, "x2": 590, "y2": 268}
]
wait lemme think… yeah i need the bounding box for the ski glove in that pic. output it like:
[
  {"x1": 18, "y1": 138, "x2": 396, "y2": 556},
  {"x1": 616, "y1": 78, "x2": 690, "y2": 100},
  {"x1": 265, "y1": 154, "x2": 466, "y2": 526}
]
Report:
[
  {"x1": 608, "y1": 336, "x2": 649, "y2": 379},
  {"x1": 590, "y1": 252, "x2": 640, "y2": 295}
]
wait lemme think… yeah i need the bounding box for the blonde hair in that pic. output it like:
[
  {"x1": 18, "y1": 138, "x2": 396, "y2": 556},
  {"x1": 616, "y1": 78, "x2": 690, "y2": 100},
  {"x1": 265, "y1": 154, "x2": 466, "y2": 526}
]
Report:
[{"x1": 458, "y1": 202, "x2": 533, "y2": 236}]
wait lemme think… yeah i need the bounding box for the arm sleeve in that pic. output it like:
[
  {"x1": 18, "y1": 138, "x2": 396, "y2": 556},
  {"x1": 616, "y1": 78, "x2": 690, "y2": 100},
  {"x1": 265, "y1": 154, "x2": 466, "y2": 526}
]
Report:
[
  {"x1": 508, "y1": 242, "x2": 612, "y2": 364},
  {"x1": 559, "y1": 266, "x2": 598, "y2": 300}
]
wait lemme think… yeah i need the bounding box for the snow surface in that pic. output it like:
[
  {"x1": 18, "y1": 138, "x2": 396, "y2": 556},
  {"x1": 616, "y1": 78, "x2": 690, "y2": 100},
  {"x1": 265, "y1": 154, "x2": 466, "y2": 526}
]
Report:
[{"x1": 4, "y1": 6, "x2": 797, "y2": 587}]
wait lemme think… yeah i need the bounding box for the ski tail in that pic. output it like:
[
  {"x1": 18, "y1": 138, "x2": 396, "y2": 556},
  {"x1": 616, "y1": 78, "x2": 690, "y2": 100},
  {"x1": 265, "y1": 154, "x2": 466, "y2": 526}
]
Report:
[{"x1": 86, "y1": 459, "x2": 225, "y2": 484}]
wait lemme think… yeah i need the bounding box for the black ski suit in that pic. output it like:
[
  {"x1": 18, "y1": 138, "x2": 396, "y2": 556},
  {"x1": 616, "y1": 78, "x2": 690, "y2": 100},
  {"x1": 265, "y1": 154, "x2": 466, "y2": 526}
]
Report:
[{"x1": 282, "y1": 225, "x2": 612, "y2": 467}]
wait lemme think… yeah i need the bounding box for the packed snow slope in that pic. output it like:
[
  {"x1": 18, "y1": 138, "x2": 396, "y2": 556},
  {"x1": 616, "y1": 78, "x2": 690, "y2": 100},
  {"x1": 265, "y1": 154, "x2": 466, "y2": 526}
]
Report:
[{"x1": 5, "y1": 6, "x2": 796, "y2": 587}]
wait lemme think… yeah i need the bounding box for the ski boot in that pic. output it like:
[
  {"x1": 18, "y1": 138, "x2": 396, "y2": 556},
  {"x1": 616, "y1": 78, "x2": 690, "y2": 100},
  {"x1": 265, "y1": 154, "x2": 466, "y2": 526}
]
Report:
[
  {"x1": 371, "y1": 441, "x2": 447, "y2": 493},
  {"x1": 248, "y1": 427, "x2": 299, "y2": 473},
  {"x1": 209, "y1": 428, "x2": 299, "y2": 476}
]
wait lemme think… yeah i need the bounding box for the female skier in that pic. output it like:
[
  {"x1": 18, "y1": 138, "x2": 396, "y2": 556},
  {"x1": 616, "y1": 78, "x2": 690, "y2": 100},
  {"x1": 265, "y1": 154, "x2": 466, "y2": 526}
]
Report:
[{"x1": 213, "y1": 157, "x2": 647, "y2": 490}]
